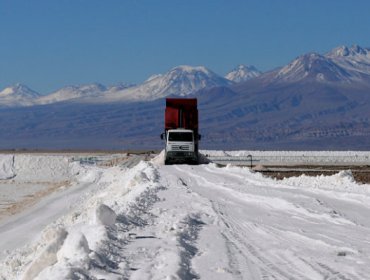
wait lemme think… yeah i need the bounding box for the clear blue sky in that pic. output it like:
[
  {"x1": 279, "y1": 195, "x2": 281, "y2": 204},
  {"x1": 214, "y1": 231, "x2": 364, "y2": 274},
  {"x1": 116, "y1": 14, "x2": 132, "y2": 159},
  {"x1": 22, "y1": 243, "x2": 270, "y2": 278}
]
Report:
[{"x1": 1, "y1": 0, "x2": 370, "y2": 93}]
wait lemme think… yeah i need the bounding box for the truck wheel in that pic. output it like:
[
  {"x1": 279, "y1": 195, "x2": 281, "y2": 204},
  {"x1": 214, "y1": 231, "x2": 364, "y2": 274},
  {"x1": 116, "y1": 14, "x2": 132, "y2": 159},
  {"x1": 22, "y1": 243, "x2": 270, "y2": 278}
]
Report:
[{"x1": 164, "y1": 159, "x2": 170, "y2": 165}]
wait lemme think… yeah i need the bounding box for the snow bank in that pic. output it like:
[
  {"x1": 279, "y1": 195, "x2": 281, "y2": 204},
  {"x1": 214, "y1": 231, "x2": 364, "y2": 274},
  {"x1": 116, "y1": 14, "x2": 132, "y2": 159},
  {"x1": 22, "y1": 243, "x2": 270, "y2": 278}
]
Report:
[
  {"x1": 202, "y1": 150, "x2": 370, "y2": 157},
  {"x1": 0, "y1": 161, "x2": 160, "y2": 280},
  {"x1": 13, "y1": 155, "x2": 73, "y2": 183},
  {"x1": 0, "y1": 154, "x2": 79, "y2": 223},
  {"x1": 0, "y1": 155, "x2": 15, "y2": 179},
  {"x1": 203, "y1": 150, "x2": 370, "y2": 165},
  {"x1": 0, "y1": 154, "x2": 74, "y2": 182},
  {"x1": 151, "y1": 150, "x2": 165, "y2": 165},
  {"x1": 281, "y1": 170, "x2": 370, "y2": 195},
  {"x1": 94, "y1": 204, "x2": 117, "y2": 227},
  {"x1": 22, "y1": 228, "x2": 68, "y2": 280},
  {"x1": 57, "y1": 231, "x2": 90, "y2": 267}
]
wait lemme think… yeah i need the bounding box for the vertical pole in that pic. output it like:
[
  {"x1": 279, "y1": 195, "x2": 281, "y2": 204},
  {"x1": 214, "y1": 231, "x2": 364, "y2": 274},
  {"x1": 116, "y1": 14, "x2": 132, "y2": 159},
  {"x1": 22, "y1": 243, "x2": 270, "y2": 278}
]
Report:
[{"x1": 247, "y1": 154, "x2": 253, "y2": 168}]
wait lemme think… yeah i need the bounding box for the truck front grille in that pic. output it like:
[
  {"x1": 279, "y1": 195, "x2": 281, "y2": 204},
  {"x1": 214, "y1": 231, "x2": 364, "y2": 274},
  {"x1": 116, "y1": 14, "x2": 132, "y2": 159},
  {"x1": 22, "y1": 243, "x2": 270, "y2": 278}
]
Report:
[{"x1": 171, "y1": 145, "x2": 190, "y2": 151}]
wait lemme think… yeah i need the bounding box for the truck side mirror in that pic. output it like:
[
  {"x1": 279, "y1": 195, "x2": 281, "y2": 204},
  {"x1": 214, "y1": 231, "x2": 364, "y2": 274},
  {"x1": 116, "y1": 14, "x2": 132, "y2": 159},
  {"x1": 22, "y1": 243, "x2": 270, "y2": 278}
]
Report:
[
  {"x1": 198, "y1": 134, "x2": 202, "y2": 140},
  {"x1": 160, "y1": 133, "x2": 164, "y2": 140}
]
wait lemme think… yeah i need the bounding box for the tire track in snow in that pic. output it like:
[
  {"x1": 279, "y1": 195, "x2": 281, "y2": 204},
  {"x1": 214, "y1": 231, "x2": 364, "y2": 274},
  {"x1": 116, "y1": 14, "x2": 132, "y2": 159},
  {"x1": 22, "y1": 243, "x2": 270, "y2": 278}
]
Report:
[
  {"x1": 173, "y1": 165, "x2": 311, "y2": 279},
  {"x1": 211, "y1": 200, "x2": 313, "y2": 280},
  {"x1": 177, "y1": 214, "x2": 204, "y2": 280},
  {"x1": 172, "y1": 164, "x2": 368, "y2": 280},
  {"x1": 110, "y1": 165, "x2": 212, "y2": 279},
  {"x1": 197, "y1": 164, "x2": 370, "y2": 239}
]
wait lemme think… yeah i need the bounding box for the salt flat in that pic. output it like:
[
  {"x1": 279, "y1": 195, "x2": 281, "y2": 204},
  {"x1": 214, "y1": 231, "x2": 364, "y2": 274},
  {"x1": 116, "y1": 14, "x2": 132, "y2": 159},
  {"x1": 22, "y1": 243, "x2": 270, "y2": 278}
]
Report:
[{"x1": 0, "y1": 152, "x2": 369, "y2": 279}]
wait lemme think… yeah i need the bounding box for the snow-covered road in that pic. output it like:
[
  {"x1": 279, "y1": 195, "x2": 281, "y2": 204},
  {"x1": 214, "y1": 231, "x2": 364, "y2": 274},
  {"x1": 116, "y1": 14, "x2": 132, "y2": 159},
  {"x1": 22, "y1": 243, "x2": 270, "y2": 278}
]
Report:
[
  {"x1": 1, "y1": 155, "x2": 370, "y2": 279},
  {"x1": 164, "y1": 164, "x2": 370, "y2": 279}
]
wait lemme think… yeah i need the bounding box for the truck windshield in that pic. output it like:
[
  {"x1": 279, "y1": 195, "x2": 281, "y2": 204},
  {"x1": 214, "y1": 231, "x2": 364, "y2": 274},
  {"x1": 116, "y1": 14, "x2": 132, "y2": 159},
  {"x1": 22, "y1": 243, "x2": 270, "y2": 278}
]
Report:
[{"x1": 168, "y1": 132, "x2": 193, "y2": 142}]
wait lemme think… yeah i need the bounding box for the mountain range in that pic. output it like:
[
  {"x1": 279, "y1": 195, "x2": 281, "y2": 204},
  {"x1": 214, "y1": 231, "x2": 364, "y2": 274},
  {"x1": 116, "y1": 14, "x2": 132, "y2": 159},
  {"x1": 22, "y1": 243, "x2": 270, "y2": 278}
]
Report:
[
  {"x1": 1, "y1": 44, "x2": 370, "y2": 150},
  {"x1": 0, "y1": 64, "x2": 259, "y2": 107}
]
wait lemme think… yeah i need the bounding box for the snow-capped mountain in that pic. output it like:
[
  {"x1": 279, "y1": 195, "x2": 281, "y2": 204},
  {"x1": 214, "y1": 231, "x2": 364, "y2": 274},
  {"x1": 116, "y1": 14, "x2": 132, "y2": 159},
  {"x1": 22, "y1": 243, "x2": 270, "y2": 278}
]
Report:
[
  {"x1": 0, "y1": 83, "x2": 40, "y2": 107},
  {"x1": 0, "y1": 65, "x2": 233, "y2": 107},
  {"x1": 270, "y1": 45, "x2": 370, "y2": 84},
  {"x1": 225, "y1": 65, "x2": 261, "y2": 83},
  {"x1": 326, "y1": 45, "x2": 370, "y2": 78},
  {"x1": 103, "y1": 65, "x2": 234, "y2": 101},
  {"x1": 2, "y1": 44, "x2": 370, "y2": 109},
  {"x1": 37, "y1": 83, "x2": 107, "y2": 105},
  {"x1": 272, "y1": 53, "x2": 353, "y2": 83},
  {"x1": 327, "y1": 44, "x2": 370, "y2": 57}
]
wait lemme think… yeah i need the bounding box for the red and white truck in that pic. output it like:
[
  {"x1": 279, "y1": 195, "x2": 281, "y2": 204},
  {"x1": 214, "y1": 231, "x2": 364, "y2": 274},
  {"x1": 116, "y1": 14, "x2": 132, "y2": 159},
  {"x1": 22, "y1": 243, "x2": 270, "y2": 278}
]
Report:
[{"x1": 161, "y1": 98, "x2": 201, "y2": 164}]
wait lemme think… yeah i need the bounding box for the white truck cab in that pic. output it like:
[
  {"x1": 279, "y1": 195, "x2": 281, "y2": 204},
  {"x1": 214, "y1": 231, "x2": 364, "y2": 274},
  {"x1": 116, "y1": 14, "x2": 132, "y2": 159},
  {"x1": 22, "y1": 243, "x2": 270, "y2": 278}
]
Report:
[{"x1": 163, "y1": 128, "x2": 197, "y2": 164}]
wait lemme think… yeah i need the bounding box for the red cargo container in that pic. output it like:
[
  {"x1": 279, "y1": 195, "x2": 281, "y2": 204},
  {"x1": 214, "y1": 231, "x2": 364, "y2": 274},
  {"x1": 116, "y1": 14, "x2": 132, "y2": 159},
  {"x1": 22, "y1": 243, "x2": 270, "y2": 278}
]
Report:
[{"x1": 165, "y1": 98, "x2": 198, "y2": 135}]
